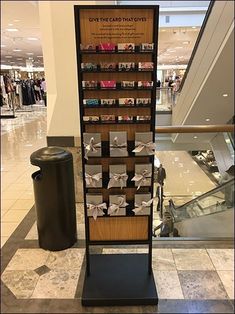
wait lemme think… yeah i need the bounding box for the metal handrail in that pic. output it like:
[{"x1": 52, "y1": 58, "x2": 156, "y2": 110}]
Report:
[
  {"x1": 155, "y1": 124, "x2": 235, "y2": 133},
  {"x1": 178, "y1": 0, "x2": 215, "y2": 93}
]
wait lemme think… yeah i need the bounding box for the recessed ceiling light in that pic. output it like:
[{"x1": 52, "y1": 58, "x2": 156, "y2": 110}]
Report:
[
  {"x1": 175, "y1": 47, "x2": 183, "y2": 49},
  {"x1": 14, "y1": 19, "x2": 20, "y2": 22},
  {"x1": 168, "y1": 50, "x2": 176, "y2": 53},
  {"x1": 27, "y1": 37, "x2": 38, "y2": 41},
  {"x1": 37, "y1": 55, "x2": 43, "y2": 58},
  {"x1": 5, "y1": 56, "x2": 12, "y2": 58},
  {"x1": 183, "y1": 41, "x2": 190, "y2": 44},
  {"x1": 222, "y1": 93, "x2": 228, "y2": 97},
  {"x1": 1, "y1": 44, "x2": 6, "y2": 47},
  {"x1": 205, "y1": 118, "x2": 210, "y2": 122},
  {"x1": 193, "y1": 136, "x2": 198, "y2": 139},
  {"x1": 161, "y1": 29, "x2": 166, "y2": 32},
  {"x1": 26, "y1": 52, "x2": 34, "y2": 55},
  {"x1": 8, "y1": 23, "x2": 14, "y2": 26},
  {"x1": 6, "y1": 28, "x2": 19, "y2": 32},
  {"x1": 13, "y1": 49, "x2": 22, "y2": 52}
]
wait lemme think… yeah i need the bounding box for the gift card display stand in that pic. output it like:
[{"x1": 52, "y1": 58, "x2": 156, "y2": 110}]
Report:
[{"x1": 74, "y1": 5, "x2": 159, "y2": 306}]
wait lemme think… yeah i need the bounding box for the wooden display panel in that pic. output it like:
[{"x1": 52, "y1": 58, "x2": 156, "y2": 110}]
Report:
[{"x1": 89, "y1": 216, "x2": 149, "y2": 241}]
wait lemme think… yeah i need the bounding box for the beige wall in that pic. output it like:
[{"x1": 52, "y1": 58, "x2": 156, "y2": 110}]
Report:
[{"x1": 39, "y1": 1, "x2": 97, "y2": 138}]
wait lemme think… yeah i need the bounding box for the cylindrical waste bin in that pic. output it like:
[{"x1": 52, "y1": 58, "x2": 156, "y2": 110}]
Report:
[{"x1": 30, "y1": 147, "x2": 77, "y2": 251}]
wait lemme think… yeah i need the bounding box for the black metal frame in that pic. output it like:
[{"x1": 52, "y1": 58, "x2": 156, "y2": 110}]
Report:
[{"x1": 74, "y1": 4, "x2": 159, "y2": 279}]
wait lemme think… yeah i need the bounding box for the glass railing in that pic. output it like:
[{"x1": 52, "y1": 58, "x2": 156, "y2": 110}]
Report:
[
  {"x1": 168, "y1": 178, "x2": 234, "y2": 222},
  {"x1": 155, "y1": 178, "x2": 234, "y2": 238},
  {"x1": 156, "y1": 87, "x2": 173, "y2": 113}
]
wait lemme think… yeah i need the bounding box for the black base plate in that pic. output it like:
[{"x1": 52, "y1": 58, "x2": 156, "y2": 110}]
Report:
[{"x1": 82, "y1": 254, "x2": 158, "y2": 306}]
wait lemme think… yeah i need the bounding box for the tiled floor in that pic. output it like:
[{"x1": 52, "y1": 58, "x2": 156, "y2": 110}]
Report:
[
  {"x1": 1, "y1": 105, "x2": 47, "y2": 247},
  {"x1": 1, "y1": 106, "x2": 234, "y2": 313}
]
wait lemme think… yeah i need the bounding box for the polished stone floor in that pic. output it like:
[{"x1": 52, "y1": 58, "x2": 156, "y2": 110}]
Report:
[{"x1": 1, "y1": 106, "x2": 234, "y2": 313}]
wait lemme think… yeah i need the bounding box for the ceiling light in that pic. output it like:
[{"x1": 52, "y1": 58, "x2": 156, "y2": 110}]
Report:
[
  {"x1": 168, "y1": 50, "x2": 176, "y2": 53},
  {"x1": 13, "y1": 49, "x2": 22, "y2": 52},
  {"x1": 5, "y1": 56, "x2": 12, "y2": 58},
  {"x1": 161, "y1": 29, "x2": 166, "y2": 32},
  {"x1": 27, "y1": 37, "x2": 38, "y2": 41},
  {"x1": 193, "y1": 136, "x2": 198, "y2": 139},
  {"x1": 6, "y1": 28, "x2": 19, "y2": 32},
  {"x1": 37, "y1": 55, "x2": 43, "y2": 58},
  {"x1": 8, "y1": 23, "x2": 14, "y2": 26},
  {"x1": 26, "y1": 52, "x2": 34, "y2": 55},
  {"x1": 1, "y1": 44, "x2": 6, "y2": 47},
  {"x1": 14, "y1": 19, "x2": 20, "y2": 22},
  {"x1": 175, "y1": 47, "x2": 183, "y2": 49},
  {"x1": 192, "y1": 26, "x2": 196, "y2": 29},
  {"x1": 222, "y1": 94, "x2": 228, "y2": 97},
  {"x1": 183, "y1": 41, "x2": 190, "y2": 44},
  {"x1": 205, "y1": 118, "x2": 210, "y2": 122}
]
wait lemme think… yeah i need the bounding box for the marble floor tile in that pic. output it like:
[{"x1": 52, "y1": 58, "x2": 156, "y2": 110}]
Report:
[
  {"x1": 172, "y1": 249, "x2": 215, "y2": 270},
  {"x1": 25, "y1": 222, "x2": 38, "y2": 240},
  {"x1": 178, "y1": 271, "x2": 229, "y2": 300},
  {"x1": 1, "y1": 236, "x2": 9, "y2": 247},
  {"x1": 207, "y1": 249, "x2": 234, "y2": 270},
  {"x1": 6, "y1": 249, "x2": 50, "y2": 271},
  {"x1": 2, "y1": 209, "x2": 29, "y2": 223},
  {"x1": 153, "y1": 270, "x2": 184, "y2": 299},
  {"x1": 152, "y1": 249, "x2": 176, "y2": 271},
  {"x1": 77, "y1": 223, "x2": 85, "y2": 239},
  {"x1": 10, "y1": 199, "x2": 34, "y2": 210},
  {"x1": 217, "y1": 270, "x2": 234, "y2": 299},
  {"x1": 1, "y1": 270, "x2": 39, "y2": 299},
  {"x1": 46, "y1": 249, "x2": 85, "y2": 270},
  {"x1": 1, "y1": 222, "x2": 19, "y2": 237},
  {"x1": 1, "y1": 199, "x2": 17, "y2": 210},
  {"x1": 31, "y1": 270, "x2": 80, "y2": 299},
  {"x1": 102, "y1": 248, "x2": 137, "y2": 254}
]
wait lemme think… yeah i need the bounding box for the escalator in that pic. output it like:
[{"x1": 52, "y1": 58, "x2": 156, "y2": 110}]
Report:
[{"x1": 166, "y1": 179, "x2": 234, "y2": 238}]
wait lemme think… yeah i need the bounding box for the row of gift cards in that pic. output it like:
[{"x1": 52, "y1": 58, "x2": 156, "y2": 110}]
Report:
[
  {"x1": 83, "y1": 98, "x2": 151, "y2": 106},
  {"x1": 86, "y1": 193, "x2": 152, "y2": 219},
  {"x1": 83, "y1": 115, "x2": 151, "y2": 123},
  {"x1": 82, "y1": 80, "x2": 153, "y2": 89},
  {"x1": 83, "y1": 131, "x2": 155, "y2": 157},
  {"x1": 80, "y1": 42, "x2": 154, "y2": 52},
  {"x1": 81, "y1": 62, "x2": 153, "y2": 71}
]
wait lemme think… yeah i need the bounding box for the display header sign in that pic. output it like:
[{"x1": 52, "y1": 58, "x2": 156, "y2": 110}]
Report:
[{"x1": 79, "y1": 8, "x2": 153, "y2": 43}]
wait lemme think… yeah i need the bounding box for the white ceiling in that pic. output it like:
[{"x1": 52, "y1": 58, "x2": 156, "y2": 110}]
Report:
[
  {"x1": 1, "y1": 1, "x2": 43, "y2": 68},
  {"x1": 1, "y1": 1, "x2": 200, "y2": 68}
]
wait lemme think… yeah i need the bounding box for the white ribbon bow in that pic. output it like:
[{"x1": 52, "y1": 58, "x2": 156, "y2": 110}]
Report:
[
  {"x1": 108, "y1": 173, "x2": 128, "y2": 189},
  {"x1": 87, "y1": 202, "x2": 107, "y2": 220},
  {"x1": 85, "y1": 173, "x2": 102, "y2": 187},
  {"x1": 132, "y1": 141, "x2": 156, "y2": 155},
  {"x1": 110, "y1": 137, "x2": 127, "y2": 152},
  {"x1": 108, "y1": 196, "x2": 129, "y2": 215},
  {"x1": 84, "y1": 137, "x2": 101, "y2": 160},
  {"x1": 133, "y1": 199, "x2": 153, "y2": 214},
  {"x1": 131, "y1": 170, "x2": 151, "y2": 190}
]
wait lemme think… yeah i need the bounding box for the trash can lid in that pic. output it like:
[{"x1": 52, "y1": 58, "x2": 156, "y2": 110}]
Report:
[{"x1": 30, "y1": 147, "x2": 73, "y2": 166}]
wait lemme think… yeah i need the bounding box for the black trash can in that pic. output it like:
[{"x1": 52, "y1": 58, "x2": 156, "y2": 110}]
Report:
[{"x1": 30, "y1": 147, "x2": 77, "y2": 251}]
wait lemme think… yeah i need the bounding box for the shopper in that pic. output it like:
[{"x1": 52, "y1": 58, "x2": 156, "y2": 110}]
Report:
[
  {"x1": 34, "y1": 80, "x2": 41, "y2": 102},
  {"x1": 41, "y1": 78, "x2": 47, "y2": 106},
  {"x1": 220, "y1": 165, "x2": 234, "y2": 208},
  {"x1": 156, "y1": 184, "x2": 165, "y2": 218},
  {"x1": 156, "y1": 164, "x2": 166, "y2": 186}
]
